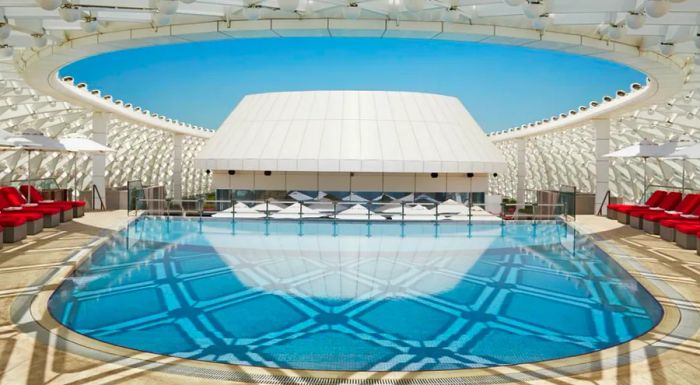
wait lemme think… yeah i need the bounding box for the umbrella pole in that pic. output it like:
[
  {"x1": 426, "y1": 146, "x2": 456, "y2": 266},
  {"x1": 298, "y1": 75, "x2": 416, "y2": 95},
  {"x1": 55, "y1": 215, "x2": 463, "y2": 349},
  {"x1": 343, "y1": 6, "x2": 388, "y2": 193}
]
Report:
[
  {"x1": 642, "y1": 157, "x2": 647, "y2": 204},
  {"x1": 681, "y1": 158, "x2": 686, "y2": 195},
  {"x1": 26, "y1": 150, "x2": 31, "y2": 204},
  {"x1": 74, "y1": 153, "x2": 78, "y2": 201}
]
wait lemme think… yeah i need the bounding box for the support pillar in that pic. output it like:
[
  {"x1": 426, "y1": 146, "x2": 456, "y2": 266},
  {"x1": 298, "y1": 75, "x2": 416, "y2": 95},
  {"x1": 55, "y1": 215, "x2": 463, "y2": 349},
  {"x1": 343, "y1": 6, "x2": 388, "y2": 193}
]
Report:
[
  {"x1": 92, "y1": 112, "x2": 110, "y2": 208},
  {"x1": 516, "y1": 138, "x2": 527, "y2": 204},
  {"x1": 593, "y1": 119, "x2": 611, "y2": 215},
  {"x1": 172, "y1": 134, "x2": 183, "y2": 201}
]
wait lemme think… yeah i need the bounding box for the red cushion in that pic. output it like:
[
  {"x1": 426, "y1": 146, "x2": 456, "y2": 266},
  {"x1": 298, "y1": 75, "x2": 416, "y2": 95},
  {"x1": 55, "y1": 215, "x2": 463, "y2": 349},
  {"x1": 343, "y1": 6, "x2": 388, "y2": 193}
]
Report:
[
  {"x1": 0, "y1": 211, "x2": 42, "y2": 221},
  {"x1": 658, "y1": 192, "x2": 682, "y2": 211},
  {"x1": 629, "y1": 208, "x2": 662, "y2": 218},
  {"x1": 0, "y1": 215, "x2": 26, "y2": 227},
  {"x1": 38, "y1": 202, "x2": 73, "y2": 211},
  {"x1": 617, "y1": 205, "x2": 649, "y2": 214},
  {"x1": 3, "y1": 205, "x2": 61, "y2": 215},
  {"x1": 646, "y1": 190, "x2": 668, "y2": 207},
  {"x1": 19, "y1": 185, "x2": 45, "y2": 203},
  {"x1": 0, "y1": 190, "x2": 14, "y2": 210},
  {"x1": 608, "y1": 203, "x2": 644, "y2": 211},
  {"x1": 675, "y1": 223, "x2": 700, "y2": 235},
  {"x1": 660, "y1": 218, "x2": 700, "y2": 228},
  {"x1": 671, "y1": 194, "x2": 700, "y2": 214},
  {"x1": 643, "y1": 212, "x2": 681, "y2": 222},
  {"x1": 1, "y1": 187, "x2": 27, "y2": 207}
]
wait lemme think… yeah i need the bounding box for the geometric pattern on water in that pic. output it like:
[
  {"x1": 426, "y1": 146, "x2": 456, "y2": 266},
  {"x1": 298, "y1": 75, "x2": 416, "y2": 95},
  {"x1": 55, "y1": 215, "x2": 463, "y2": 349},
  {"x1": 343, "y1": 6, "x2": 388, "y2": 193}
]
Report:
[{"x1": 48, "y1": 219, "x2": 663, "y2": 371}]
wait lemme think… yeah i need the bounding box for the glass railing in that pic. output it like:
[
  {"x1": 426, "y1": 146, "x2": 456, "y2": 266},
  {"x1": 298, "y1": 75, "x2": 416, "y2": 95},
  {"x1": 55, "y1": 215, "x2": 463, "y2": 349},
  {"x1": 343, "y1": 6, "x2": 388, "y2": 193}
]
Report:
[{"x1": 134, "y1": 198, "x2": 569, "y2": 224}]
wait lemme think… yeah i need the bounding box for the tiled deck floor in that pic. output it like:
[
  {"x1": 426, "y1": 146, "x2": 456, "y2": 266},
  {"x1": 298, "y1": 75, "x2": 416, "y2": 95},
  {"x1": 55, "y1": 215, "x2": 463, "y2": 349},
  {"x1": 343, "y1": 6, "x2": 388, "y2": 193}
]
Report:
[{"x1": 0, "y1": 212, "x2": 697, "y2": 384}]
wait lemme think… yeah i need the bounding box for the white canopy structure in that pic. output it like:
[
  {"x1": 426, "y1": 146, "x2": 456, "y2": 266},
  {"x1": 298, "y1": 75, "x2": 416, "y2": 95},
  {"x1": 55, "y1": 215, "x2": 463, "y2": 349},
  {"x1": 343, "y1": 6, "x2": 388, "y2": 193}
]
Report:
[{"x1": 196, "y1": 91, "x2": 505, "y2": 174}]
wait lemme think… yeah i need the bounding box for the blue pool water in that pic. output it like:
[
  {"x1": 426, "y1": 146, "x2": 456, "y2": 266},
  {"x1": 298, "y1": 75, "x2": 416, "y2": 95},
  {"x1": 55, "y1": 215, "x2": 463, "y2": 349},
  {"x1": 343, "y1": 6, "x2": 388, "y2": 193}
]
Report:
[{"x1": 48, "y1": 219, "x2": 662, "y2": 371}]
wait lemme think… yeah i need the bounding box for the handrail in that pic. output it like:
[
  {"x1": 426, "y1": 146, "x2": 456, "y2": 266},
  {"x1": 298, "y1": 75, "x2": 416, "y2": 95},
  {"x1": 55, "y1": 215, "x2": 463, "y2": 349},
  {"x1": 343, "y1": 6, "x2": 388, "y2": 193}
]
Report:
[
  {"x1": 500, "y1": 202, "x2": 568, "y2": 225},
  {"x1": 92, "y1": 184, "x2": 106, "y2": 211},
  {"x1": 596, "y1": 190, "x2": 611, "y2": 216}
]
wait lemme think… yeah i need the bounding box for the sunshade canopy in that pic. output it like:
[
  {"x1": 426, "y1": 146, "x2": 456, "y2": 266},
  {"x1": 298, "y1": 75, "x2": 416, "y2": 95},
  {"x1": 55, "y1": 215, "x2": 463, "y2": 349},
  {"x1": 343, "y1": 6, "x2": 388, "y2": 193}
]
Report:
[
  {"x1": 5, "y1": 130, "x2": 65, "y2": 152},
  {"x1": 603, "y1": 139, "x2": 682, "y2": 159},
  {"x1": 665, "y1": 143, "x2": 700, "y2": 159},
  {"x1": 0, "y1": 128, "x2": 18, "y2": 149},
  {"x1": 196, "y1": 91, "x2": 506, "y2": 174},
  {"x1": 58, "y1": 134, "x2": 114, "y2": 154}
]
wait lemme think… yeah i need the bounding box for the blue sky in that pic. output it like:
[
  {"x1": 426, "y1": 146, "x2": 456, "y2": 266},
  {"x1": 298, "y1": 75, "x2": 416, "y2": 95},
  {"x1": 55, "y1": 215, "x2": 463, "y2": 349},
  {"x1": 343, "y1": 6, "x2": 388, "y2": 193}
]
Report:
[{"x1": 61, "y1": 37, "x2": 645, "y2": 132}]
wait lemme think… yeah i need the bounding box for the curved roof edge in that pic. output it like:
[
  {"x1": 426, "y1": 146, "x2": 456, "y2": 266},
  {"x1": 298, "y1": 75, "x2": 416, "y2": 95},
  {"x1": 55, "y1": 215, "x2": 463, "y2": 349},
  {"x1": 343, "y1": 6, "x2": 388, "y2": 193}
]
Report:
[{"x1": 16, "y1": 20, "x2": 687, "y2": 139}]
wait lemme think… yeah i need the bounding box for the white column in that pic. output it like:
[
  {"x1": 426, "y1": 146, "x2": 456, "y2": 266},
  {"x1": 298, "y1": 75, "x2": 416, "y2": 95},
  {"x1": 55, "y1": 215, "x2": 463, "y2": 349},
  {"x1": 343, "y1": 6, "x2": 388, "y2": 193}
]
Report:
[
  {"x1": 92, "y1": 112, "x2": 110, "y2": 207},
  {"x1": 593, "y1": 119, "x2": 611, "y2": 215},
  {"x1": 172, "y1": 134, "x2": 183, "y2": 201},
  {"x1": 516, "y1": 138, "x2": 527, "y2": 204}
]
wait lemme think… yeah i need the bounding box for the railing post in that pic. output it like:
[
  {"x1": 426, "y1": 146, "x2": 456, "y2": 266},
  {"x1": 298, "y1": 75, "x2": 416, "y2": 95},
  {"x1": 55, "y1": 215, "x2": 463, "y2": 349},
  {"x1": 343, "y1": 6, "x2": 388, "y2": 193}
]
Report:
[
  {"x1": 367, "y1": 203, "x2": 371, "y2": 223},
  {"x1": 468, "y1": 200, "x2": 472, "y2": 226},
  {"x1": 401, "y1": 201, "x2": 405, "y2": 223},
  {"x1": 501, "y1": 204, "x2": 505, "y2": 226},
  {"x1": 232, "y1": 198, "x2": 236, "y2": 222},
  {"x1": 299, "y1": 201, "x2": 303, "y2": 221},
  {"x1": 333, "y1": 201, "x2": 337, "y2": 222},
  {"x1": 265, "y1": 199, "x2": 270, "y2": 220},
  {"x1": 434, "y1": 203, "x2": 438, "y2": 223}
]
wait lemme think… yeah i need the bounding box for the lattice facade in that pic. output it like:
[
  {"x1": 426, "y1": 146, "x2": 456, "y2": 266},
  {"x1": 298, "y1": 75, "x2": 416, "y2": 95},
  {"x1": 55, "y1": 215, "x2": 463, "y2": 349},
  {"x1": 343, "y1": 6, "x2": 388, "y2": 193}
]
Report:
[
  {"x1": 490, "y1": 69, "x2": 700, "y2": 203},
  {"x1": 0, "y1": 62, "x2": 211, "y2": 198}
]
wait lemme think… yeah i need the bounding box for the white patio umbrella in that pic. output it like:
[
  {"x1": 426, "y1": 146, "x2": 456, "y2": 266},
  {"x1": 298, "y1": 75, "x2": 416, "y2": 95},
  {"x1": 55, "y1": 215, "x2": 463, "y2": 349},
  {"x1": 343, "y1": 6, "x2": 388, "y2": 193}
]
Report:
[
  {"x1": 665, "y1": 142, "x2": 700, "y2": 193},
  {"x1": 389, "y1": 204, "x2": 443, "y2": 221},
  {"x1": 342, "y1": 192, "x2": 368, "y2": 202},
  {"x1": 252, "y1": 202, "x2": 285, "y2": 213},
  {"x1": 212, "y1": 202, "x2": 265, "y2": 218},
  {"x1": 336, "y1": 204, "x2": 386, "y2": 221},
  {"x1": 604, "y1": 139, "x2": 682, "y2": 199},
  {"x1": 272, "y1": 202, "x2": 324, "y2": 219},
  {"x1": 58, "y1": 134, "x2": 115, "y2": 200},
  {"x1": 0, "y1": 128, "x2": 19, "y2": 149},
  {"x1": 438, "y1": 199, "x2": 467, "y2": 214},
  {"x1": 5, "y1": 130, "x2": 67, "y2": 203},
  {"x1": 288, "y1": 191, "x2": 313, "y2": 201}
]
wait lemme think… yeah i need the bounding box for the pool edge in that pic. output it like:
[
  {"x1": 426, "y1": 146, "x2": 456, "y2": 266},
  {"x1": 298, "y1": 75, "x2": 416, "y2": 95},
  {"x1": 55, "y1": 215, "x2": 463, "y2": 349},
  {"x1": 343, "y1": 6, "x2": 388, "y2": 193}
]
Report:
[{"x1": 17, "y1": 218, "x2": 699, "y2": 384}]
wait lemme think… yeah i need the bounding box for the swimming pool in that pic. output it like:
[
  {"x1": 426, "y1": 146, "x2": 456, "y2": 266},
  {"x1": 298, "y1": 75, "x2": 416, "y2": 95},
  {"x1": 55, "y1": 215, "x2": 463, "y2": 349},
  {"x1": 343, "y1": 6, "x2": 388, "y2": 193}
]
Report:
[{"x1": 48, "y1": 218, "x2": 662, "y2": 371}]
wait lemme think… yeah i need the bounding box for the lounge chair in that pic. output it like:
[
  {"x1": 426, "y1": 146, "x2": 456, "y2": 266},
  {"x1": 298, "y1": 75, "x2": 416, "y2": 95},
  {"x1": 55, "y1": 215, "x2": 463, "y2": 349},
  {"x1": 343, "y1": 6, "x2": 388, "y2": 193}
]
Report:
[
  {"x1": 627, "y1": 192, "x2": 682, "y2": 229},
  {"x1": 674, "y1": 223, "x2": 700, "y2": 250},
  {"x1": 0, "y1": 215, "x2": 27, "y2": 243},
  {"x1": 641, "y1": 194, "x2": 700, "y2": 234},
  {"x1": 609, "y1": 190, "x2": 667, "y2": 224},
  {"x1": 0, "y1": 188, "x2": 61, "y2": 228},
  {"x1": 20, "y1": 184, "x2": 86, "y2": 217},
  {"x1": 659, "y1": 205, "x2": 700, "y2": 241},
  {"x1": 2, "y1": 187, "x2": 72, "y2": 222}
]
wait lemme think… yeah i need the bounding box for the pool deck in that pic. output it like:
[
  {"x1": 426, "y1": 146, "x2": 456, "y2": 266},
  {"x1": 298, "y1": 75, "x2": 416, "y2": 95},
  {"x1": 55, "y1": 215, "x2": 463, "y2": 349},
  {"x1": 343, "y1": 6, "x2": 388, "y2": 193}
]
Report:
[{"x1": 0, "y1": 212, "x2": 698, "y2": 385}]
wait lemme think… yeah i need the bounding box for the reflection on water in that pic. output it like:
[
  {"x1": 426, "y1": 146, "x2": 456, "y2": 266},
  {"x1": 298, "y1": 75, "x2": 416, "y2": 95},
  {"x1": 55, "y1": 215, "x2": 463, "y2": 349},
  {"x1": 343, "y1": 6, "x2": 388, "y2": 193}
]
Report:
[{"x1": 49, "y1": 219, "x2": 662, "y2": 371}]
